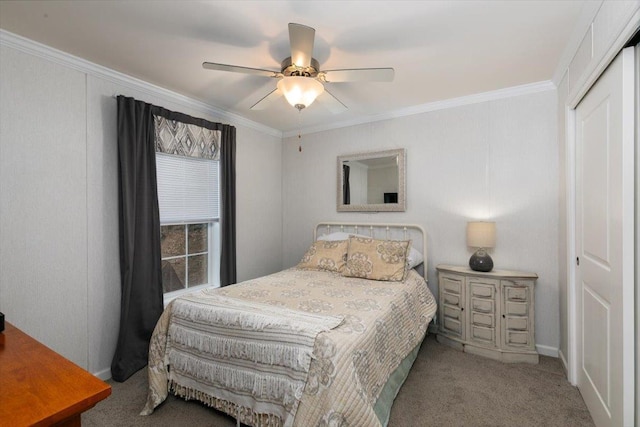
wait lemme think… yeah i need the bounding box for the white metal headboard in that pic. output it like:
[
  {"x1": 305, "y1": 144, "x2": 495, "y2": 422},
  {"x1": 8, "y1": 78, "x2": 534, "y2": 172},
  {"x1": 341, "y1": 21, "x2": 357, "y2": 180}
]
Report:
[{"x1": 314, "y1": 222, "x2": 428, "y2": 280}]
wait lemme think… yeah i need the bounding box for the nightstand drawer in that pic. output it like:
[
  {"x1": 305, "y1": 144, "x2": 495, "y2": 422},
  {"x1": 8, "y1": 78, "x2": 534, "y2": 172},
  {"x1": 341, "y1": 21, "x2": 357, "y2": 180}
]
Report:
[
  {"x1": 443, "y1": 317, "x2": 463, "y2": 336},
  {"x1": 472, "y1": 298, "x2": 494, "y2": 313},
  {"x1": 442, "y1": 276, "x2": 462, "y2": 295},
  {"x1": 505, "y1": 330, "x2": 529, "y2": 346},
  {"x1": 512, "y1": 279, "x2": 535, "y2": 288},
  {"x1": 505, "y1": 301, "x2": 528, "y2": 316},
  {"x1": 505, "y1": 316, "x2": 528, "y2": 331},
  {"x1": 505, "y1": 286, "x2": 528, "y2": 301},
  {"x1": 470, "y1": 280, "x2": 498, "y2": 298},
  {"x1": 471, "y1": 325, "x2": 495, "y2": 344},
  {"x1": 443, "y1": 305, "x2": 462, "y2": 320},
  {"x1": 443, "y1": 292, "x2": 461, "y2": 307},
  {"x1": 472, "y1": 312, "x2": 494, "y2": 327}
]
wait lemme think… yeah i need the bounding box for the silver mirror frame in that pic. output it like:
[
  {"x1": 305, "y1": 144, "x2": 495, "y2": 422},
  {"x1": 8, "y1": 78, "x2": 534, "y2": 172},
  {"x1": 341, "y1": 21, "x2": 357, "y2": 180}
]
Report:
[{"x1": 337, "y1": 148, "x2": 406, "y2": 212}]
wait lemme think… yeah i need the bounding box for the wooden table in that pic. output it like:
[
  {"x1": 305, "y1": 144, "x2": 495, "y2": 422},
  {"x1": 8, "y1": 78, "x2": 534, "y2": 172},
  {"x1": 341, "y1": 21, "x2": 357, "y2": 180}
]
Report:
[{"x1": 0, "y1": 322, "x2": 111, "y2": 426}]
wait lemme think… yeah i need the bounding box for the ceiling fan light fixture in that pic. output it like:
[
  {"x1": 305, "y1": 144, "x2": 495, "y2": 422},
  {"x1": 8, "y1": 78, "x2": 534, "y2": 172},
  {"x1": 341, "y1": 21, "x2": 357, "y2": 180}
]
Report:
[{"x1": 277, "y1": 76, "x2": 324, "y2": 110}]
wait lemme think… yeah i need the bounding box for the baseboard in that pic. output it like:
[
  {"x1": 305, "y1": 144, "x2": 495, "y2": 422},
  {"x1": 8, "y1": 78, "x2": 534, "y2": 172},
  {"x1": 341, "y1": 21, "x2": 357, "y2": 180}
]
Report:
[
  {"x1": 558, "y1": 349, "x2": 569, "y2": 376},
  {"x1": 536, "y1": 344, "x2": 559, "y2": 358},
  {"x1": 93, "y1": 367, "x2": 112, "y2": 381}
]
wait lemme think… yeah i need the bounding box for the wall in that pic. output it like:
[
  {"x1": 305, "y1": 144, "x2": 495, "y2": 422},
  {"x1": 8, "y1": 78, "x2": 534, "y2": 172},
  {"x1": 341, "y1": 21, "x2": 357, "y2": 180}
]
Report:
[
  {"x1": 0, "y1": 40, "x2": 283, "y2": 377},
  {"x1": 1, "y1": 45, "x2": 89, "y2": 367},
  {"x1": 282, "y1": 90, "x2": 560, "y2": 353}
]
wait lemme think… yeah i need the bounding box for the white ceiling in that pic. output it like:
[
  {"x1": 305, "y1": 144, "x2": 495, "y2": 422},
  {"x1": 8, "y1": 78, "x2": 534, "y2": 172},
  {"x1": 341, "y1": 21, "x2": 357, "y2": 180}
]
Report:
[{"x1": 0, "y1": 1, "x2": 587, "y2": 134}]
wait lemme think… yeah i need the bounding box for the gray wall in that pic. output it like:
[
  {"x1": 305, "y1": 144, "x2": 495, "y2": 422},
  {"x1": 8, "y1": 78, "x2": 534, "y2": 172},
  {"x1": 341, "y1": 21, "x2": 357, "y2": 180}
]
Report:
[
  {"x1": 0, "y1": 43, "x2": 283, "y2": 377},
  {"x1": 1, "y1": 45, "x2": 89, "y2": 367},
  {"x1": 282, "y1": 90, "x2": 560, "y2": 353}
]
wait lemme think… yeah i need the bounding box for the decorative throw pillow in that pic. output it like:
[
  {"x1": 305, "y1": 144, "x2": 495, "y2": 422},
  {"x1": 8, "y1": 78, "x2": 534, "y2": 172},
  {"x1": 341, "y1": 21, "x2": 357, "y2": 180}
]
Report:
[
  {"x1": 343, "y1": 236, "x2": 411, "y2": 281},
  {"x1": 318, "y1": 231, "x2": 424, "y2": 269},
  {"x1": 297, "y1": 240, "x2": 349, "y2": 273}
]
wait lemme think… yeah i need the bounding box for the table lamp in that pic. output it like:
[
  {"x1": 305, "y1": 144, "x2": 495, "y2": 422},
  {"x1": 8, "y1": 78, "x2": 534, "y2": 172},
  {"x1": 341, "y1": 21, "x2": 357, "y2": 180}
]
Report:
[{"x1": 467, "y1": 221, "x2": 496, "y2": 272}]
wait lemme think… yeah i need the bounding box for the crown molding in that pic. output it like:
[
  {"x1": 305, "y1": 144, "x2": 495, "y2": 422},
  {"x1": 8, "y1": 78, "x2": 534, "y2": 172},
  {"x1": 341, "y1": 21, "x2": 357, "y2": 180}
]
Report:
[
  {"x1": 284, "y1": 80, "x2": 556, "y2": 138},
  {"x1": 0, "y1": 29, "x2": 282, "y2": 138}
]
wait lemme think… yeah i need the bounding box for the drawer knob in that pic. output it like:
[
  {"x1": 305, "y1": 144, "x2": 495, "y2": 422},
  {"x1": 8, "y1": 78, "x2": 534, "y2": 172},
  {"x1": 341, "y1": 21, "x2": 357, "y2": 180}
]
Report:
[{"x1": 502, "y1": 314, "x2": 506, "y2": 318}]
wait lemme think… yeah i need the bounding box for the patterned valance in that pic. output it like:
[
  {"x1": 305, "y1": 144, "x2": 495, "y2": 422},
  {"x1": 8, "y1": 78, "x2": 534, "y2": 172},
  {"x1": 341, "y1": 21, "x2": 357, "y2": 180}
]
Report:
[{"x1": 154, "y1": 115, "x2": 220, "y2": 160}]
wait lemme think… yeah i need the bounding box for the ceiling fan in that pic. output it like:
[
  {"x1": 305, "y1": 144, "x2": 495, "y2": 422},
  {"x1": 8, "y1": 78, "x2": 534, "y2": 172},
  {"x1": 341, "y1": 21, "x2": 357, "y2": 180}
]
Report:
[{"x1": 202, "y1": 23, "x2": 395, "y2": 113}]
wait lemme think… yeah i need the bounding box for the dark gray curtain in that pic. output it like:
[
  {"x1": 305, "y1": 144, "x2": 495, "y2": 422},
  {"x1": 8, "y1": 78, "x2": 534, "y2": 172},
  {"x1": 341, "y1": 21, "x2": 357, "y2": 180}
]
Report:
[
  {"x1": 343, "y1": 164, "x2": 351, "y2": 205},
  {"x1": 111, "y1": 97, "x2": 237, "y2": 381},
  {"x1": 220, "y1": 125, "x2": 237, "y2": 286},
  {"x1": 111, "y1": 96, "x2": 163, "y2": 382}
]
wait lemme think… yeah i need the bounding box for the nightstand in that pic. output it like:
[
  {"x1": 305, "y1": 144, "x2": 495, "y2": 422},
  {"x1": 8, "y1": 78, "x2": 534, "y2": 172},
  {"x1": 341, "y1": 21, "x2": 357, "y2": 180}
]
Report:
[{"x1": 436, "y1": 264, "x2": 539, "y2": 364}]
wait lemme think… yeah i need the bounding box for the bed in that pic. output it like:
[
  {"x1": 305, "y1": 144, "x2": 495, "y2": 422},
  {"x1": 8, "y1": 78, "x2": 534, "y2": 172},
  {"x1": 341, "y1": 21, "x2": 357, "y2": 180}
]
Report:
[{"x1": 141, "y1": 222, "x2": 437, "y2": 427}]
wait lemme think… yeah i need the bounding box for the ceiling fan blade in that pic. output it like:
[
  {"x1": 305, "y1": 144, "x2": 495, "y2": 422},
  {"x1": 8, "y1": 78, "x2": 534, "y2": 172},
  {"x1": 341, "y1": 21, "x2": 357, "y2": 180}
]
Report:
[
  {"x1": 202, "y1": 62, "x2": 280, "y2": 78},
  {"x1": 317, "y1": 89, "x2": 348, "y2": 114},
  {"x1": 250, "y1": 88, "x2": 283, "y2": 110},
  {"x1": 321, "y1": 68, "x2": 395, "y2": 83},
  {"x1": 289, "y1": 23, "x2": 315, "y2": 68}
]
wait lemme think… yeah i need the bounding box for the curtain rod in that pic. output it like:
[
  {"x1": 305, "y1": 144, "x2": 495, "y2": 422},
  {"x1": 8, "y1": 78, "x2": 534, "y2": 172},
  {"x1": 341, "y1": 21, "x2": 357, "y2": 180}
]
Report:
[{"x1": 112, "y1": 95, "x2": 233, "y2": 130}]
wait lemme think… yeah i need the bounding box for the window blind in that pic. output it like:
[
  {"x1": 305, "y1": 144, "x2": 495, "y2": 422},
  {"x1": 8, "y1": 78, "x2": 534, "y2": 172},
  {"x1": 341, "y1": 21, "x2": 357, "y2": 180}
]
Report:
[{"x1": 156, "y1": 152, "x2": 219, "y2": 223}]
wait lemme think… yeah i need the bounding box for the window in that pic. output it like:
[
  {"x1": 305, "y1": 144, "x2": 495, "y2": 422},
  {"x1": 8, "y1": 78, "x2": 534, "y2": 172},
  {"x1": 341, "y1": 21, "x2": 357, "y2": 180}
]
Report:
[
  {"x1": 160, "y1": 223, "x2": 215, "y2": 293},
  {"x1": 156, "y1": 153, "x2": 220, "y2": 298}
]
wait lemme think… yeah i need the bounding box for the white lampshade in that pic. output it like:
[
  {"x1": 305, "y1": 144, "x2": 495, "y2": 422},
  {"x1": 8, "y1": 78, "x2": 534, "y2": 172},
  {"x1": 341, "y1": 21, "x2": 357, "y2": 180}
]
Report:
[
  {"x1": 467, "y1": 221, "x2": 496, "y2": 248},
  {"x1": 277, "y1": 76, "x2": 324, "y2": 109}
]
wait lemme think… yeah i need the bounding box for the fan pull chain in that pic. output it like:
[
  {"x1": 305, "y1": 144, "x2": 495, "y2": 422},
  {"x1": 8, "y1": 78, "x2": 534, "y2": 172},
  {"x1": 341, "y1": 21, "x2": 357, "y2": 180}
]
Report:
[{"x1": 297, "y1": 108, "x2": 303, "y2": 152}]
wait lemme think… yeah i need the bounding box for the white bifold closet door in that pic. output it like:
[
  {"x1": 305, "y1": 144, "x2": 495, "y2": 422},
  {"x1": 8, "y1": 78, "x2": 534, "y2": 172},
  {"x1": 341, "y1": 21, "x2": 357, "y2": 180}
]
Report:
[{"x1": 574, "y1": 46, "x2": 635, "y2": 427}]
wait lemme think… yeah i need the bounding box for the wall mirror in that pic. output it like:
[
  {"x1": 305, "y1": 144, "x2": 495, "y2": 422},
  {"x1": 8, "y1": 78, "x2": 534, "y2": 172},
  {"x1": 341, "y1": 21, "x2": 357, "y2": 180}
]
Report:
[{"x1": 337, "y1": 148, "x2": 406, "y2": 212}]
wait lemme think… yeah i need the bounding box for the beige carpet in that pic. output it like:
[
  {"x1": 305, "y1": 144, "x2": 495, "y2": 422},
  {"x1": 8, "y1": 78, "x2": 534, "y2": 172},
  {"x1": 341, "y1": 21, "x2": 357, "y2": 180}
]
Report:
[{"x1": 83, "y1": 334, "x2": 594, "y2": 426}]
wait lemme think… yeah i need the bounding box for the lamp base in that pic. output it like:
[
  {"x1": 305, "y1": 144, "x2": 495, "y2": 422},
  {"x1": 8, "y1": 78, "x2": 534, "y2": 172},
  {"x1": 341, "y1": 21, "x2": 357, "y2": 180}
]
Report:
[{"x1": 469, "y1": 248, "x2": 494, "y2": 272}]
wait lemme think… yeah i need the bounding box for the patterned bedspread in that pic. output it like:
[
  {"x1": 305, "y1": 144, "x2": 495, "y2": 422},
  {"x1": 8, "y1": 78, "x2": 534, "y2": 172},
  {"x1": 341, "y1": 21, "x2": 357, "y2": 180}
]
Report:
[{"x1": 142, "y1": 267, "x2": 437, "y2": 427}]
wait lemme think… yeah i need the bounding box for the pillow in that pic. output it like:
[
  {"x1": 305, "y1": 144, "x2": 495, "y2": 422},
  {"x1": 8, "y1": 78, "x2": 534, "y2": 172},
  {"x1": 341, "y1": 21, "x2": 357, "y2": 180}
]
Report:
[
  {"x1": 407, "y1": 247, "x2": 424, "y2": 269},
  {"x1": 343, "y1": 235, "x2": 411, "y2": 282},
  {"x1": 297, "y1": 239, "x2": 349, "y2": 273},
  {"x1": 318, "y1": 231, "x2": 424, "y2": 269},
  {"x1": 317, "y1": 231, "x2": 361, "y2": 241}
]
